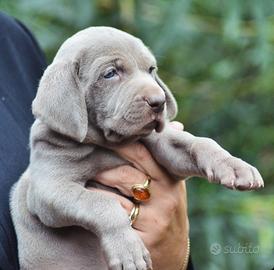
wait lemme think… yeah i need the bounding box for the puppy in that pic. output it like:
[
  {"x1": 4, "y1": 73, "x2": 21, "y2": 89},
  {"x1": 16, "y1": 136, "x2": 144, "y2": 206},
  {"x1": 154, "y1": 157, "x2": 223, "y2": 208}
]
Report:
[{"x1": 10, "y1": 27, "x2": 264, "y2": 270}]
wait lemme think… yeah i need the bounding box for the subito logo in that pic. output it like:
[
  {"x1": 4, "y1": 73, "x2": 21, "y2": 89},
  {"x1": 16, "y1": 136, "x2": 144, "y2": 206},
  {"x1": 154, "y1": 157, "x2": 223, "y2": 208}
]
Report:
[{"x1": 210, "y1": 242, "x2": 222, "y2": 255}]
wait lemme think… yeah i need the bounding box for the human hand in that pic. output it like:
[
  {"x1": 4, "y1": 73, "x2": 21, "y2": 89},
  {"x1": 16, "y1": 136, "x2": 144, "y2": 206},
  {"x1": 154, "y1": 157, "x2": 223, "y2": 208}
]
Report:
[{"x1": 89, "y1": 121, "x2": 189, "y2": 270}]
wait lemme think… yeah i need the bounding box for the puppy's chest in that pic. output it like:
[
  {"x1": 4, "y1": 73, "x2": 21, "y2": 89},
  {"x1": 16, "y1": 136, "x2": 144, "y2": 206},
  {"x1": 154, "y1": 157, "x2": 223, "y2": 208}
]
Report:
[
  {"x1": 77, "y1": 145, "x2": 129, "y2": 181},
  {"x1": 79, "y1": 146, "x2": 130, "y2": 196}
]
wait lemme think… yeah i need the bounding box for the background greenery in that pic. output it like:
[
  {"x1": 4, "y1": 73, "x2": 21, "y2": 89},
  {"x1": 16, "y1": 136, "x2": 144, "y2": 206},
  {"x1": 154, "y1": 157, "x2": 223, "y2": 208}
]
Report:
[{"x1": 1, "y1": 0, "x2": 273, "y2": 269}]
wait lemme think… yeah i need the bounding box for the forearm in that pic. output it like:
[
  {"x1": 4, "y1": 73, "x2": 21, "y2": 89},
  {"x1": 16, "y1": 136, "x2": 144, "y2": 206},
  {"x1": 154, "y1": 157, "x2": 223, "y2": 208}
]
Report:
[
  {"x1": 142, "y1": 126, "x2": 263, "y2": 190},
  {"x1": 28, "y1": 177, "x2": 128, "y2": 232},
  {"x1": 142, "y1": 127, "x2": 204, "y2": 178}
]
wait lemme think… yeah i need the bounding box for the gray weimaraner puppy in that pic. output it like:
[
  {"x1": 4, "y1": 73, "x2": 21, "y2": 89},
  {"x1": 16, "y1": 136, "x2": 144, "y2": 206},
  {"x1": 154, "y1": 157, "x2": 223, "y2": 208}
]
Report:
[{"x1": 10, "y1": 27, "x2": 264, "y2": 270}]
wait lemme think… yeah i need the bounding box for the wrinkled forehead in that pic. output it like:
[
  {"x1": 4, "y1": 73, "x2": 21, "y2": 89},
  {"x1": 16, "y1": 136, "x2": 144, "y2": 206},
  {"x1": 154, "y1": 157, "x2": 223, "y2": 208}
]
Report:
[
  {"x1": 55, "y1": 27, "x2": 156, "y2": 69},
  {"x1": 88, "y1": 43, "x2": 156, "y2": 72}
]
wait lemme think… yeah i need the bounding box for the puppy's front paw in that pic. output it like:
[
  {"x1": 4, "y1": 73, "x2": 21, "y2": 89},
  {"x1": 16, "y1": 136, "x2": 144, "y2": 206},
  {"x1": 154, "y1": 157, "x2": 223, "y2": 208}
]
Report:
[
  {"x1": 101, "y1": 228, "x2": 152, "y2": 270},
  {"x1": 208, "y1": 156, "x2": 264, "y2": 190}
]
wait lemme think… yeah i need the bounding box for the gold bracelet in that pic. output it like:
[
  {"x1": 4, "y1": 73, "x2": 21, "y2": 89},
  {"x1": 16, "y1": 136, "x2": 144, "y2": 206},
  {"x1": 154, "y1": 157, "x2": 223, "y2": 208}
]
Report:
[{"x1": 180, "y1": 238, "x2": 190, "y2": 270}]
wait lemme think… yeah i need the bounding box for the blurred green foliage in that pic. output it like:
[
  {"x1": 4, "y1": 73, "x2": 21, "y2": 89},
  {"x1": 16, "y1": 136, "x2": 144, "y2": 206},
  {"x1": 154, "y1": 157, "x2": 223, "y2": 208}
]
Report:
[{"x1": 1, "y1": 0, "x2": 273, "y2": 269}]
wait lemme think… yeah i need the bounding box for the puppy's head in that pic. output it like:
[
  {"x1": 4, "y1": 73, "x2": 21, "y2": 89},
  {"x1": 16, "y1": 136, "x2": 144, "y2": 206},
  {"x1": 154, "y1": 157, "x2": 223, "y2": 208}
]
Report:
[{"x1": 32, "y1": 27, "x2": 177, "y2": 143}]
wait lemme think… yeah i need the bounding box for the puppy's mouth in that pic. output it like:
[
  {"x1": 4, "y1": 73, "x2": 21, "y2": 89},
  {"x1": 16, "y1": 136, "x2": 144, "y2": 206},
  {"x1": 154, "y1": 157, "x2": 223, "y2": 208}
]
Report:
[
  {"x1": 103, "y1": 118, "x2": 164, "y2": 144},
  {"x1": 143, "y1": 118, "x2": 164, "y2": 133},
  {"x1": 103, "y1": 129, "x2": 139, "y2": 144}
]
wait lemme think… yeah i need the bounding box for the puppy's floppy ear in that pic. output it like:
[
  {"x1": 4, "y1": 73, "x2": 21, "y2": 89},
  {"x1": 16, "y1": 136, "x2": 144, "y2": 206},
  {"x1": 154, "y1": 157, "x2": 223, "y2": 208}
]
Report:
[
  {"x1": 155, "y1": 74, "x2": 178, "y2": 120},
  {"x1": 32, "y1": 61, "x2": 88, "y2": 142}
]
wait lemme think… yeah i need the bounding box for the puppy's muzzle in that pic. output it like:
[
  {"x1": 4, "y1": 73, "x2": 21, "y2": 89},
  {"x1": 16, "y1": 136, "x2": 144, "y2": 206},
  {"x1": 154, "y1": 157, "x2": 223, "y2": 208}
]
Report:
[
  {"x1": 139, "y1": 82, "x2": 166, "y2": 114},
  {"x1": 145, "y1": 95, "x2": 166, "y2": 113}
]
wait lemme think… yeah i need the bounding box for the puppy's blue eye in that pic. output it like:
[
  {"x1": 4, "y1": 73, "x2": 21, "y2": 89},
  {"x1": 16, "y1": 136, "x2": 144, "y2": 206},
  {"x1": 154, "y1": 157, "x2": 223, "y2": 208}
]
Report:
[{"x1": 104, "y1": 69, "x2": 117, "y2": 79}]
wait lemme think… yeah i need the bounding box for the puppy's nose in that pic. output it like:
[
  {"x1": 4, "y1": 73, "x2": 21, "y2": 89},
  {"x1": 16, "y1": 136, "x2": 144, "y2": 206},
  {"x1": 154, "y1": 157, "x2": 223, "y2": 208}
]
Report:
[{"x1": 145, "y1": 95, "x2": 166, "y2": 113}]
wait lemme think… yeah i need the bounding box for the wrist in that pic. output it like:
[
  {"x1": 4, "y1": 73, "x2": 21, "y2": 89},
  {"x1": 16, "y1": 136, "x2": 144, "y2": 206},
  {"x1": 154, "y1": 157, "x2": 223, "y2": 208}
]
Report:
[
  {"x1": 150, "y1": 182, "x2": 189, "y2": 270},
  {"x1": 179, "y1": 238, "x2": 190, "y2": 270},
  {"x1": 150, "y1": 233, "x2": 189, "y2": 270}
]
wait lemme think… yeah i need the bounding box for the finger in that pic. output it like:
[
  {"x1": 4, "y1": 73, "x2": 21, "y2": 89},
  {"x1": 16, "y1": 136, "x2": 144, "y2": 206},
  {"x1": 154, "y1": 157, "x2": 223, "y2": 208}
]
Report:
[
  {"x1": 95, "y1": 165, "x2": 148, "y2": 196},
  {"x1": 115, "y1": 143, "x2": 169, "y2": 182},
  {"x1": 86, "y1": 187, "x2": 134, "y2": 214},
  {"x1": 169, "y1": 121, "x2": 184, "y2": 130}
]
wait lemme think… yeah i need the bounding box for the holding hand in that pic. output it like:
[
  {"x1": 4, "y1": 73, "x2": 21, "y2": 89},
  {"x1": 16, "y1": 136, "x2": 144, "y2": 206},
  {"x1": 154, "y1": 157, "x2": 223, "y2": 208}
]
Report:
[{"x1": 88, "y1": 122, "x2": 190, "y2": 270}]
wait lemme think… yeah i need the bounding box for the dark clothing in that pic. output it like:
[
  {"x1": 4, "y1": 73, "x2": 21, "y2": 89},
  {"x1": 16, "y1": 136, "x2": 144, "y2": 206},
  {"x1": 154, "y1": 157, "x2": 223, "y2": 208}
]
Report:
[
  {"x1": 188, "y1": 256, "x2": 194, "y2": 270},
  {"x1": 0, "y1": 11, "x2": 46, "y2": 270},
  {"x1": 0, "y1": 11, "x2": 194, "y2": 270}
]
